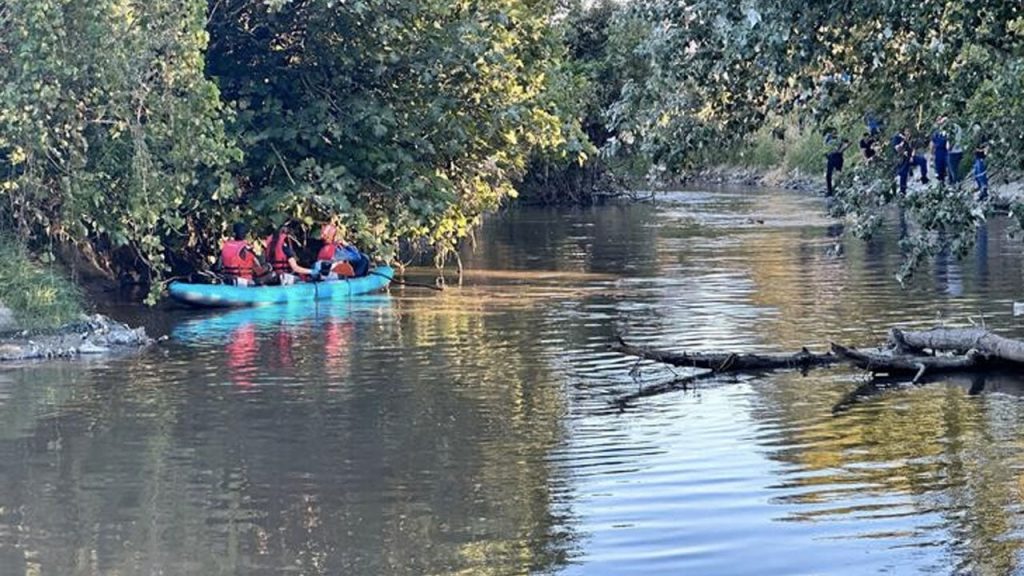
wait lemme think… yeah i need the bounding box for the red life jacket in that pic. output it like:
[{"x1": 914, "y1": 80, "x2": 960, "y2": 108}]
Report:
[
  {"x1": 220, "y1": 239, "x2": 256, "y2": 279},
  {"x1": 316, "y1": 242, "x2": 339, "y2": 262},
  {"x1": 264, "y1": 233, "x2": 291, "y2": 272},
  {"x1": 316, "y1": 243, "x2": 355, "y2": 277}
]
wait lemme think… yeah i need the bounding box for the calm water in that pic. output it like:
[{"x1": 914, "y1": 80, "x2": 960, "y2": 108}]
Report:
[{"x1": 3, "y1": 188, "x2": 1024, "y2": 575}]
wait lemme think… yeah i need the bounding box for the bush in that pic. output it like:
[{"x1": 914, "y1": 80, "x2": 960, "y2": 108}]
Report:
[
  {"x1": 0, "y1": 237, "x2": 83, "y2": 330},
  {"x1": 721, "y1": 122, "x2": 826, "y2": 174}
]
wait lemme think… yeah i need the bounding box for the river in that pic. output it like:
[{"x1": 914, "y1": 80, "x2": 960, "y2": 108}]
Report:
[{"x1": 2, "y1": 187, "x2": 1024, "y2": 575}]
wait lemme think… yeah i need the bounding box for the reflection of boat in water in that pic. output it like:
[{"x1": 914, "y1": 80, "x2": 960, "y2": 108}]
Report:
[
  {"x1": 171, "y1": 296, "x2": 392, "y2": 343},
  {"x1": 168, "y1": 267, "x2": 393, "y2": 307}
]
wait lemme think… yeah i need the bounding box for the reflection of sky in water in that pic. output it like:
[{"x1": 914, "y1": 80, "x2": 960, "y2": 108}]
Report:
[{"x1": 3, "y1": 187, "x2": 1024, "y2": 575}]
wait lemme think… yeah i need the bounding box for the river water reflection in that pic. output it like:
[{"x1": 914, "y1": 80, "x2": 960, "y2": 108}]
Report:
[{"x1": 3, "y1": 187, "x2": 1024, "y2": 575}]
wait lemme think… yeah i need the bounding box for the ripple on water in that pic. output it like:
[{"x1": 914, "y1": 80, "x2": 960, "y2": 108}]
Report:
[{"x1": 4, "y1": 188, "x2": 1024, "y2": 575}]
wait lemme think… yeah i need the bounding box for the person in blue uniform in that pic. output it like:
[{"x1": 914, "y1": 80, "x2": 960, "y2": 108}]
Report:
[
  {"x1": 931, "y1": 117, "x2": 949, "y2": 184},
  {"x1": 865, "y1": 113, "x2": 882, "y2": 137},
  {"x1": 973, "y1": 140, "x2": 989, "y2": 201}
]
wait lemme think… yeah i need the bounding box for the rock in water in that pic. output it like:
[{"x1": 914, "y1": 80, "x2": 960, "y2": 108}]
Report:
[{"x1": 0, "y1": 313, "x2": 152, "y2": 362}]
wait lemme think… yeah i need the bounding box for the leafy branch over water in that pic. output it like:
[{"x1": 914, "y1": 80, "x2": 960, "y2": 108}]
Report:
[{"x1": 829, "y1": 162, "x2": 989, "y2": 285}]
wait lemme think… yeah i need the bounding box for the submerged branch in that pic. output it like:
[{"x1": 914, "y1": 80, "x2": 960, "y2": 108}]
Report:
[
  {"x1": 609, "y1": 327, "x2": 1024, "y2": 405},
  {"x1": 609, "y1": 337, "x2": 837, "y2": 372}
]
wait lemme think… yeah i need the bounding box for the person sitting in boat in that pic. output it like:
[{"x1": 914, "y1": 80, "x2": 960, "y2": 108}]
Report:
[
  {"x1": 263, "y1": 221, "x2": 308, "y2": 285},
  {"x1": 217, "y1": 222, "x2": 264, "y2": 286},
  {"x1": 315, "y1": 223, "x2": 370, "y2": 279}
]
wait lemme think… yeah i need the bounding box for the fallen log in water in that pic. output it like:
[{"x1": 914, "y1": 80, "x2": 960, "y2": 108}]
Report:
[
  {"x1": 889, "y1": 328, "x2": 1024, "y2": 364},
  {"x1": 829, "y1": 343, "x2": 983, "y2": 383},
  {"x1": 609, "y1": 337, "x2": 837, "y2": 372},
  {"x1": 609, "y1": 327, "x2": 1024, "y2": 405}
]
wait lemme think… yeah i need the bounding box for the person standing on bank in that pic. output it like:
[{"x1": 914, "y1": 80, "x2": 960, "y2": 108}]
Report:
[
  {"x1": 973, "y1": 139, "x2": 990, "y2": 201},
  {"x1": 824, "y1": 129, "x2": 850, "y2": 197},
  {"x1": 947, "y1": 121, "x2": 964, "y2": 184},
  {"x1": 931, "y1": 117, "x2": 949, "y2": 184},
  {"x1": 859, "y1": 131, "x2": 878, "y2": 161},
  {"x1": 892, "y1": 127, "x2": 929, "y2": 195}
]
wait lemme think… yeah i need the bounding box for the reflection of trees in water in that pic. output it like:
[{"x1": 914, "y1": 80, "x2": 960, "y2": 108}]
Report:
[
  {"x1": 464, "y1": 205, "x2": 661, "y2": 275},
  {"x1": 749, "y1": 371, "x2": 1024, "y2": 575},
  {"x1": 0, "y1": 302, "x2": 572, "y2": 575}
]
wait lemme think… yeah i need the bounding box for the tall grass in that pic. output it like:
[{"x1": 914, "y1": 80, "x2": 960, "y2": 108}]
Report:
[
  {"x1": 0, "y1": 236, "x2": 83, "y2": 330},
  {"x1": 722, "y1": 121, "x2": 830, "y2": 175}
]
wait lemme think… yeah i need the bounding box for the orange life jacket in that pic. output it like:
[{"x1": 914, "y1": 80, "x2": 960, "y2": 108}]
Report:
[
  {"x1": 264, "y1": 233, "x2": 291, "y2": 272},
  {"x1": 317, "y1": 243, "x2": 355, "y2": 277},
  {"x1": 220, "y1": 239, "x2": 256, "y2": 280}
]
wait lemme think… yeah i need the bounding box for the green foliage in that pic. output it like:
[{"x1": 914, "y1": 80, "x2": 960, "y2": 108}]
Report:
[
  {"x1": 0, "y1": 236, "x2": 82, "y2": 330},
  {"x1": 0, "y1": 0, "x2": 239, "y2": 298},
  {"x1": 1, "y1": 0, "x2": 576, "y2": 298},
  {"x1": 602, "y1": 0, "x2": 1024, "y2": 280},
  {"x1": 781, "y1": 128, "x2": 828, "y2": 175},
  {"x1": 830, "y1": 160, "x2": 988, "y2": 285},
  {"x1": 207, "y1": 0, "x2": 571, "y2": 262},
  {"x1": 518, "y1": 0, "x2": 650, "y2": 203},
  {"x1": 722, "y1": 122, "x2": 824, "y2": 173},
  {"x1": 610, "y1": 1, "x2": 1024, "y2": 173}
]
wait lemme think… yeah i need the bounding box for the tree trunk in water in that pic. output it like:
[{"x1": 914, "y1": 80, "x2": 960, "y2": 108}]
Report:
[
  {"x1": 610, "y1": 337, "x2": 837, "y2": 372},
  {"x1": 829, "y1": 343, "x2": 983, "y2": 383},
  {"x1": 889, "y1": 328, "x2": 1024, "y2": 364}
]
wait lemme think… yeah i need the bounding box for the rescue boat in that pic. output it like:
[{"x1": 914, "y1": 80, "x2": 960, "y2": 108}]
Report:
[{"x1": 168, "y1": 266, "x2": 393, "y2": 307}]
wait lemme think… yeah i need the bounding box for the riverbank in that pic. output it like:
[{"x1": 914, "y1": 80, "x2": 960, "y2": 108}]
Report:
[
  {"x1": 682, "y1": 164, "x2": 1024, "y2": 211},
  {"x1": 0, "y1": 236, "x2": 84, "y2": 331},
  {"x1": 0, "y1": 313, "x2": 152, "y2": 362},
  {"x1": 683, "y1": 165, "x2": 821, "y2": 194}
]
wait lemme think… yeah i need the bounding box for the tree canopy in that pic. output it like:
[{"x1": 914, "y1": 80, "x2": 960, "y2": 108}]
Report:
[
  {"x1": 1, "y1": 0, "x2": 581, "y2": 295},
  {"x1": 5, "y1": 0, "x2": 1024, "y2": 295}
]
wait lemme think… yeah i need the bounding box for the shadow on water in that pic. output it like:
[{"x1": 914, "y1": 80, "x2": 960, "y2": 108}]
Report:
[{"x1": 831, "y1": 370, "x2": 1024, "y2": 414}]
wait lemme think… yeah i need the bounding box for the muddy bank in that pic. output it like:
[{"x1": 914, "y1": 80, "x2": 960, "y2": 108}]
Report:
[{"x1": 0, "y1": 314, "x2": 152, "y2": 362}]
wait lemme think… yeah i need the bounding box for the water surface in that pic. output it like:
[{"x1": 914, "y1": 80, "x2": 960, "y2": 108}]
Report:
[{"x1": 2, "y1": 187, "x2": 1024, "y2": 575}]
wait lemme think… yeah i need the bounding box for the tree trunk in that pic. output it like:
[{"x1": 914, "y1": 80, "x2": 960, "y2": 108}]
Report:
[
  {"x1": 889, "y1": 327, "x2": 1024, "y2": 364},
  {"x1": 830, "y1": 342, "x2": 982, "y2": 382},
  {"x1": 610, "y1": 337, "x2": 837, "y2": 372}
]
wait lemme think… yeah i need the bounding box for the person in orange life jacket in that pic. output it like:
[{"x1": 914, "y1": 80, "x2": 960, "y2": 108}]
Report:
[
  {"x1": 263, "y1": 222, "x2": 310, "y2": 285},
  {"x1": 217, "y1": 222, "x2": 263, "y2": 286},
  {"x1": 315, "y1": 224, "x2": 370, "y2": 278}
]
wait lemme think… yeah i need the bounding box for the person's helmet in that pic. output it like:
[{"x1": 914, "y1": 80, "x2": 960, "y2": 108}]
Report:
[{"x1": 232, "y1": 222, "x2": 248, "y2": 240}]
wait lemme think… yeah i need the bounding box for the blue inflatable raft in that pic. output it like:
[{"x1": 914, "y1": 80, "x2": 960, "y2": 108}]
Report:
[{"x1": 168, "y1": 267, "x2": 394, "y2": 307}]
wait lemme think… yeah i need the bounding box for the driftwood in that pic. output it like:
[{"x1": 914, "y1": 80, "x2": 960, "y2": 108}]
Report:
[
  {"x1": 610, "y1": 327, "x2": 1024, "y2": 406},
  {"x1": 889, "y1": 328, "x2": 1024, "y2": 364},
  {"x1": 829, "y1": 343, "x2": 982, "y2": 383},
  {"x1": 609, "y1": 337, "x2": 837, "y2": 372}
]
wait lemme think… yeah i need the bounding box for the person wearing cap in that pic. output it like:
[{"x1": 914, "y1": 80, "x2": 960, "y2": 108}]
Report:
[
  {"x1": 263, "y1": 221, "x2": 309, "y2": 285},
  {"x1": 315, "y1": 224, "x2": 370, "y2": 278},
  {"x1": 217, "y1": 222, "x2": 262, "y2": 286}
]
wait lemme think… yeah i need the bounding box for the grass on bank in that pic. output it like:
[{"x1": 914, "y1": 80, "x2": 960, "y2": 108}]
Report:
[
  {"x1": 724, "y1": 123, "x2": 830, "y2": 175},
  {"x1": 0, "y1": 236, "x2": 83, "y2": 330}
]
